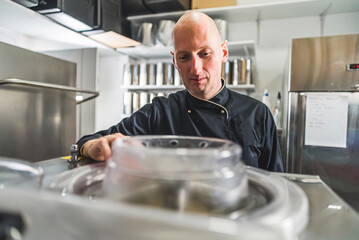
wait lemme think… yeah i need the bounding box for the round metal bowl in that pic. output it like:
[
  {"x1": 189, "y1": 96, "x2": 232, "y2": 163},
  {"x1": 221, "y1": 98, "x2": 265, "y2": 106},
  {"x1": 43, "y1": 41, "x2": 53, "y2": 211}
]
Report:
[{"x1": 103, "y1": 136, "x2": 248, "y2": 215}]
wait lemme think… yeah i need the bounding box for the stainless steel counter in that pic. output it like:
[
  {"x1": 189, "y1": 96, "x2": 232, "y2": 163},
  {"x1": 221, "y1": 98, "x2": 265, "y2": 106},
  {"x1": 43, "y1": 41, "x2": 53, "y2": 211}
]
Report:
[
  {"x1": 37, "y1": 157, "x2": 359, "y2": 240},
  {"x1": 273, "y1": 173, "x2": 359, "y2": 240},
  {"x1": 0, "y1": 157, "x2": 358, "y2": 240}
]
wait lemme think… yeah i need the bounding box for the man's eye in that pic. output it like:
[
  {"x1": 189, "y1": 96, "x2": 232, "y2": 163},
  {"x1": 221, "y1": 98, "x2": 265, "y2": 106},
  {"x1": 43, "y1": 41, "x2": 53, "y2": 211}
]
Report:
[
  {"x1": 201, "y1": 52, "x2": 211, "y2": 57},
  {"x1": 177, "y1": 55, "x2": 189, "y2": 61}
]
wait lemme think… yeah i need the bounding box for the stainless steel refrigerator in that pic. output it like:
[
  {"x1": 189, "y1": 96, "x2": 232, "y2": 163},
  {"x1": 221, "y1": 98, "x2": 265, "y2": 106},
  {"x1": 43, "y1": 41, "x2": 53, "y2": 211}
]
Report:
[{"x1": 286, "y1": 34, "x2": 359, "y2": 211}]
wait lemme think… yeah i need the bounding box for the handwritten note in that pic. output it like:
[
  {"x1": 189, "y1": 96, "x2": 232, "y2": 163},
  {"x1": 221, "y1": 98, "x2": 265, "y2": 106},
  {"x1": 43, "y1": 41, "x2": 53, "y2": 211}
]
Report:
[{"x1": 305, "y1": 94, "x2": 348, "y2": 148}]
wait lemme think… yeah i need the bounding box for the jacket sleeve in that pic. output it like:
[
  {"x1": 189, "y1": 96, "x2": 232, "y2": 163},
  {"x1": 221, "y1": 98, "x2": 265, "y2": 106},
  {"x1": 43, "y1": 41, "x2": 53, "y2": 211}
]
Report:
[
  {"x1": 258, "y1": 107, "x2": 284, "y2": 172},
  {"x1": 76, "y1": 104, "x2": 153, "y2": 156}
]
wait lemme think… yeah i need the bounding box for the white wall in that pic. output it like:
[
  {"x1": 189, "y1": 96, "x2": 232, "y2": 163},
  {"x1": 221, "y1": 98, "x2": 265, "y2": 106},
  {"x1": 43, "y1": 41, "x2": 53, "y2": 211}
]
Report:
[{"x1": 95, "y1": 54, "x2": 129, "y2": 131}]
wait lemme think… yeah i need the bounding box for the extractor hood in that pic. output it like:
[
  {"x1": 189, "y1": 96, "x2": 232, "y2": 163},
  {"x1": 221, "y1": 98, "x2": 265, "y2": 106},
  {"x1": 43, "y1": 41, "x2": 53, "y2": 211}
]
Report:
[
  {"x1": 30, "y1": 0, "x2": 140, "y2": 48},
  {"x1": 123, "y1": 0, "x2": 191, "y2": 16},
  {"x1": 30, "y1": 0, "x2": 99, "y2": 31}
]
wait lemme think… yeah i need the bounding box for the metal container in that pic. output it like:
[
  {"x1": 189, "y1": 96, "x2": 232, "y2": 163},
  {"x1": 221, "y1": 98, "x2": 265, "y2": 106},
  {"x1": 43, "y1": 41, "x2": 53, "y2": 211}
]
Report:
[
  {"x1": 156, "y1": 20, "x2": 175, "y2": 46},
  {"x1": 238, "y1": 58, "x2": 246, "y2": 84},
  {"x1": 131, "y1": 63, "x2": 139, "y2": 85},
  {"x1": 139, "y1": 62, "x2": 147, "y2": 86},
  {"x1": 214, "y1": 18, "x2": 227, "y2": 42},
  {"x1": 222, "y1": 61, "x2": 232, "y2": 84},
  {"x1": 156, "y1": 62, "x2": 163, "y2": 86},
  {"x1": 163, "y1": 62, "x2": 174, "y2": 85},
  {"x1": 103, "y1": 136, "x2": 248, "y2": 215},
  {"x1": 232, "y1": 59, "x2": 239, "y2": 85},
  {"x1": 132, "y1": 92, "x2": 140, "y2": 112},
  {"x1": 245, "y1": 58, "x2": 252, "y2": 84},
  {"x1": 147, "y1": 63, "x2": 156, "y2": 85},
  {"x1": 139, "y1": 92, "x2": 149, "y2": 108},
  {"x1": 139, "y1": 22, "x2": 154, "y2": 46}
]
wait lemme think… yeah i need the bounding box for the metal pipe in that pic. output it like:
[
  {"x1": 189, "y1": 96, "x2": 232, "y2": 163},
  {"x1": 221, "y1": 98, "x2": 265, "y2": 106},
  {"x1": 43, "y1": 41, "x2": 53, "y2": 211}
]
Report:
[{"x1": 0, "y1": 78, "x2": 99, "y2": 104}]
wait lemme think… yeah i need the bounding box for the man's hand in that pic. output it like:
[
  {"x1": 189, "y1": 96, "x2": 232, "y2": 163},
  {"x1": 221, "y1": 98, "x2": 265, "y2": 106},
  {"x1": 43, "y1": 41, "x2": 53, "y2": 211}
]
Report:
[{"x1": 81, "y1": 133, "x2": 126, "y2": 161}]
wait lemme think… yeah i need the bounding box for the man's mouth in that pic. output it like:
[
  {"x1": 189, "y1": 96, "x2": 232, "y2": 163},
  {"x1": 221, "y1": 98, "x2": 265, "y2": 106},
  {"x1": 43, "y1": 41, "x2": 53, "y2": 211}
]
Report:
[{"x1": 190, "y1": 77, "x2": 206, "y2": 82}]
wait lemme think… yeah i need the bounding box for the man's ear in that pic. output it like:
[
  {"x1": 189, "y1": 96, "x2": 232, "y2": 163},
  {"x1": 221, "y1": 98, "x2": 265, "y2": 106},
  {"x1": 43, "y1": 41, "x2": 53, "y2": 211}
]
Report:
[
  {"x1": 221, "y1": 40, "x2": 229, "y2": 63},
  {"x1": 171, "y1": 51, "x2": 177, "y2": 69}
]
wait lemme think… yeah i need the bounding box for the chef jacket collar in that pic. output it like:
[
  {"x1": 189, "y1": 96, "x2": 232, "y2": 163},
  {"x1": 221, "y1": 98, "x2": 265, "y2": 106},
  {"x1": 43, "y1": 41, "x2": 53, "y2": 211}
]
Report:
[{"x1": 186, "y1": 79, "x2": 229, "y2": 106}]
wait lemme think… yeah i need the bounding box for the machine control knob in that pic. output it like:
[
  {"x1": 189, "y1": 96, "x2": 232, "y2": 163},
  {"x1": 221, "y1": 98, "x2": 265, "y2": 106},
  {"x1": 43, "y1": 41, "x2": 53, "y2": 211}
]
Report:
[{"x1": 68, "y1": 144, "x2": 79, "y2": 163}]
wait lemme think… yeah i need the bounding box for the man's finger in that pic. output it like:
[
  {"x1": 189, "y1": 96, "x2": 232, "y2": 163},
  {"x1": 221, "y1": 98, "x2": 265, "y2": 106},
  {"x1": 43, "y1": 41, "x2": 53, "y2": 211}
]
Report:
[{"x1": 99, "y1": 138, "x2": 112, "y2": 160}]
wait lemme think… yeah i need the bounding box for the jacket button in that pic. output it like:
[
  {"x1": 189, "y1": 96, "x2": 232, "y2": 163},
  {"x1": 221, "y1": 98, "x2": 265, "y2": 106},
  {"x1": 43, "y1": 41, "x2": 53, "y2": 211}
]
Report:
[
  {"x1": 187, "y1": 110, "x2": 191, "y2": 114},
  {"x1": 221, "y1": 110, "x2": 225, "y2": 114}
]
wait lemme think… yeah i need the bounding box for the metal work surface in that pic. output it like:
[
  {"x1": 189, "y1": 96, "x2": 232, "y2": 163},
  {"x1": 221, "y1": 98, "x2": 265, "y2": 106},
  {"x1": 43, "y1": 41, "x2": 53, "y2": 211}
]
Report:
[{"x1": 276, "y1": 173, "x2": 359, "y2": 240}]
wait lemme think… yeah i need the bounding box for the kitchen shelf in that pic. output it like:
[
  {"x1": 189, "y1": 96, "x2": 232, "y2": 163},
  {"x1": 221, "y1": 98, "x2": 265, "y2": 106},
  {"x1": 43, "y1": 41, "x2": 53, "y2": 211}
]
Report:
[
  {"x1": 122, "y1": 85, "x2": 184, "y2": 92},
  {"x1": 127, "y1": 0, "x2": 359, "y2": 23},
  {"x1": 116, "y1": 40, "x2": 255, "y2": 60},
  {"x1": 122, "y1": 84, "x2": 255, "y2": 92},
  {"x1": 228, "y1": 84, "x2": 255, "y2": 91},
  {"x1": 117, "y1": 45, "x2": 173, "y2": 60}
]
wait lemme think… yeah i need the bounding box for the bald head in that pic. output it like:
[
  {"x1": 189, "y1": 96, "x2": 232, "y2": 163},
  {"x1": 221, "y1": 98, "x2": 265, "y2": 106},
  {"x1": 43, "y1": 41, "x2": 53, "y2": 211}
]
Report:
[
  {"x1": 172, "y1": 11, "x2": 222, "y2": 48},
  {"x1": 170, "y1": 11, "x2": 228, "y2": 100}
]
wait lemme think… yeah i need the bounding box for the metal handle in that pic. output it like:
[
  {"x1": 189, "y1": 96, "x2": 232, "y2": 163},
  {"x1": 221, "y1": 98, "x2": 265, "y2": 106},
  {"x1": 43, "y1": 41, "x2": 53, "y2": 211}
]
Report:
[{"x1": 0, "y1": 78, "x2": 99, "y2": 104}]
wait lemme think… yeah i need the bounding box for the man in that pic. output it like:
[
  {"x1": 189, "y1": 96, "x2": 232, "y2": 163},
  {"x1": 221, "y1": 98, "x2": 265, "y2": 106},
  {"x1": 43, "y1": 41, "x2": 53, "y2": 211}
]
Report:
[{"x1": 77, "y1": 11, "x2": 283, "y2": 172}]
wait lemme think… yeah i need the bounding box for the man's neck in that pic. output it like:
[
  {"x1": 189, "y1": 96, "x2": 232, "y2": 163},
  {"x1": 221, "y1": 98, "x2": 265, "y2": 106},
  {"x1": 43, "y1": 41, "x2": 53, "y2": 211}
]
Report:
[{"x1": 188, "y1": 79, "x2": 224, "y2": 100}]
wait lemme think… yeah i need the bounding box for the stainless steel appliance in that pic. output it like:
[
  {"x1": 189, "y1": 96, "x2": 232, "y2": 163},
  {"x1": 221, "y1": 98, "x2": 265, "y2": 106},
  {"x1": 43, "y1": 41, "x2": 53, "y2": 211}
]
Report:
[
  {"x1": 286, "y1": 34, "x2": 359, "y2": 211},
  {"x1": 0, "y1": 136, "x2": 358, "y2": 239},
  {"x1": 45, "y1": 136, "x2": 310, "y2": 239},
  {"x1": 0, "y1": 42, "x2": 98, "y2": 162}
]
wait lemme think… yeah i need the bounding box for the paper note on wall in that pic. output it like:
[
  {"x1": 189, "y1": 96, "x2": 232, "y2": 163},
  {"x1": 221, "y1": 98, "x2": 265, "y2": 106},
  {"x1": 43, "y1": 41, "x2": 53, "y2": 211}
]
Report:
[{"x1": 305, "y1": 94, "x2": 348, "y2": 148}]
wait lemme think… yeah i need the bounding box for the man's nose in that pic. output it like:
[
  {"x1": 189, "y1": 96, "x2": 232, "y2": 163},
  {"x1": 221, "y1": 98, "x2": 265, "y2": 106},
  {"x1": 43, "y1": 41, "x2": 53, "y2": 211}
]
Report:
[{"x1": 190, "y1": 56, "x2": 202, "y2": 75}]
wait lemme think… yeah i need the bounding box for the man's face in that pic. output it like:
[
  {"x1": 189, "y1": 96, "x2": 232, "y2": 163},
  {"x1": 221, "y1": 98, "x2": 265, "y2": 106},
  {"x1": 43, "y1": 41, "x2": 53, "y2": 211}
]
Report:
[{"x1": 172, "y1": 23, "x2": 228, "y2": 99}]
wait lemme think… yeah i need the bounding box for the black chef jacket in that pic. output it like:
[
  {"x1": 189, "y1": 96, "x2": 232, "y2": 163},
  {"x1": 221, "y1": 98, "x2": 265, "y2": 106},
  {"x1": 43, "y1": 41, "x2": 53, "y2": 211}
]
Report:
[{"x1": 77, "y1": 83, "x2": 283, "y2": 172}]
